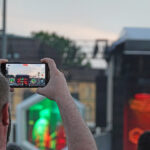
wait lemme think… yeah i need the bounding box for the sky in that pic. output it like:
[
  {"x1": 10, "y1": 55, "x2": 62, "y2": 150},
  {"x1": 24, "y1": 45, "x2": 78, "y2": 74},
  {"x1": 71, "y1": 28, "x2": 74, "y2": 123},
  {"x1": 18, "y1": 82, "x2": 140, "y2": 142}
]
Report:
[{"x1": 1, "y1": 0, "x2": 150, "y2": 68}]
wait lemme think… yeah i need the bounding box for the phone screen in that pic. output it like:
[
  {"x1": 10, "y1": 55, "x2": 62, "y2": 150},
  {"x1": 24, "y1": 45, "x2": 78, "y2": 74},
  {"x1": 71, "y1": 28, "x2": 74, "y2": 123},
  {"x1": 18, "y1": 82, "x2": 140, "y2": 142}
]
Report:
[{"x1": 5, "y1": 63, "x2": 47, "y2": 87}]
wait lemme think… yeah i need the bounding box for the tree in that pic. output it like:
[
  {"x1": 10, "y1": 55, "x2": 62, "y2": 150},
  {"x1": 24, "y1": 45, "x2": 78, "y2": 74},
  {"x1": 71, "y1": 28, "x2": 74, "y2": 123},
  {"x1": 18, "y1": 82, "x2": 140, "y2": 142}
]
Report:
[{"x1": 31, "y1": 31, "x2": 91, "y2": 68}]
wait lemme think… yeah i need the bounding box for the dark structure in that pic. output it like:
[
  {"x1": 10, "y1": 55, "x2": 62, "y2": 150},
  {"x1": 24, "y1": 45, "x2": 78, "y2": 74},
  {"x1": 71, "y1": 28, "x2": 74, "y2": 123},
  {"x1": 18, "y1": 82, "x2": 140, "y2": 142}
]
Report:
[
  {"x1": 96, "y1": 72, "x2": 107, "y2": 128},
  {"x1": 64, "y1": 67, "x2": 101, "y2": 82},
  {"x1": 96, "y1": 27, "x2": 150, "y2": 150},
  {"x1": 0, "y1": 35, "x2": 61, "y2": 65}
]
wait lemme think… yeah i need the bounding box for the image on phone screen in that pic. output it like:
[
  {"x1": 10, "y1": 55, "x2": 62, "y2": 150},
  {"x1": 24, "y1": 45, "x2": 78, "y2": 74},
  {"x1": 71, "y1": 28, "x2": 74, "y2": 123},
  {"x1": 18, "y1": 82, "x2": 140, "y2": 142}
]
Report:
[{"x1": 6, "y1": 64, "x2": 46, "y2": 87}]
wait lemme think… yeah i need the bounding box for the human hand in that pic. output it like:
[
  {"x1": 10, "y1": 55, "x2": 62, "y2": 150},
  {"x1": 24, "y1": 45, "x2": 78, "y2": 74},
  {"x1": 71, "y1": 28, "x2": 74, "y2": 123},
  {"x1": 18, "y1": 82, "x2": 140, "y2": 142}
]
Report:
[
  {"x1": 0, "y1": 59, "x2": 8, "y2": 64},
  {"x1": 37, "y1": 58, "x2": 71, "y2": 102},
  {"x1": 0, "y1": 59, "x2": 14, "y2": 92}
]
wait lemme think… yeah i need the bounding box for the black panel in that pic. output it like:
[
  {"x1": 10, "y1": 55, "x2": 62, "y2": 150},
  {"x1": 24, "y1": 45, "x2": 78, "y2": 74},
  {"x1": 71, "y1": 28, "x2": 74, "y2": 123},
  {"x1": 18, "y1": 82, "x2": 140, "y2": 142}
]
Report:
[
  {"x1": 112, "y1": 77, "x2": 137, "y2": 150},
  {"x1": 125, "y1": 40, "x2": 150, "y2": 51},
  {"x1": 110, "y1": 51, "x2": 150, "y2": 150},
  {"x1": 96, "y1": 74, "x2": 107, "y2": 127},
  {"x1": 104, "y1": 34, "x2": 150, "y2": 150}
]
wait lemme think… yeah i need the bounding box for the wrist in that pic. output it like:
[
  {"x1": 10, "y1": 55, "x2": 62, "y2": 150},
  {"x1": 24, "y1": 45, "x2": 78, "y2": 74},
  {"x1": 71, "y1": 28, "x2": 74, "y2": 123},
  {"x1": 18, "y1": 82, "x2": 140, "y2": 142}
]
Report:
[{"x1": 55, "y1": 93, "x2": 72, "y2": 104}]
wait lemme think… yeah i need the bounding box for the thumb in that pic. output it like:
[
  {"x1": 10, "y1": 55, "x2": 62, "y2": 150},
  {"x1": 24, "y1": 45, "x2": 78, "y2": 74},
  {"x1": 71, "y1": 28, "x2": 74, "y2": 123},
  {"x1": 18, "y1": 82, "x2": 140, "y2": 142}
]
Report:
[{"x1": 36, "y1": 87, "x2": 46, "y2": 96}]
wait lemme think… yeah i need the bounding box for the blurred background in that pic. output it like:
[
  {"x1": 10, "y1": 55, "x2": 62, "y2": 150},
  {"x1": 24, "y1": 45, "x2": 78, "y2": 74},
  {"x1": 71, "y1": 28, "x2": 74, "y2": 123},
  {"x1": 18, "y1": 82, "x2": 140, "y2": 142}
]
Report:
[{"x1": 1, "y1": 0, "x2": 150, "y2": 150}]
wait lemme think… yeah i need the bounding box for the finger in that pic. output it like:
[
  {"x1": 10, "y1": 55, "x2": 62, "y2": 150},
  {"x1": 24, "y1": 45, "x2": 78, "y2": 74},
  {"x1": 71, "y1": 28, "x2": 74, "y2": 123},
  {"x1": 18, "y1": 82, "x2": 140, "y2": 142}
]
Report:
[
  {"x1": 41, "y1": 58, "x2": 57, "y2": 69},
  {"x1": 0, "y1": 59, "x2": 8, "y2": 64},
  {"x1": 36, "y1": 87, "x2": 54, "y2": 100},
  {"x1": 10, "y1": 88, "x2": 14, "y2": 92},
  {"x1": 40, "y1": 58, "x2": 57, "y2": 76},
  {"x1": 36, "y1": 87, "x2": 46, "y2": 96}
]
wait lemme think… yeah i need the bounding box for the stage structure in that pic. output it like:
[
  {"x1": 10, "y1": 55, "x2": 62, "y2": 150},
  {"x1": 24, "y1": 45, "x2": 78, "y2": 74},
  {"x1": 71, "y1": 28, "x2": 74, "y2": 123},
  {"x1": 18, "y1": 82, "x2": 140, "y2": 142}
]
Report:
[
  {"x1": 16, "y1": 94, "x2": 85, "y2": 150},
  {"x1": 96, "y1": 27, "x2": 150, "y2": 150}
]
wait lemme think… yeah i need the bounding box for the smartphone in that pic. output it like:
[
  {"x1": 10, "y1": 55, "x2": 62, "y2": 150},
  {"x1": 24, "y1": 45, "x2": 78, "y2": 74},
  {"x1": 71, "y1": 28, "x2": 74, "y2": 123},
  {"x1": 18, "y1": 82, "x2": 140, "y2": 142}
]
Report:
[{"x1": 1, "y1": 63, "x2": 49, "y2": 88}]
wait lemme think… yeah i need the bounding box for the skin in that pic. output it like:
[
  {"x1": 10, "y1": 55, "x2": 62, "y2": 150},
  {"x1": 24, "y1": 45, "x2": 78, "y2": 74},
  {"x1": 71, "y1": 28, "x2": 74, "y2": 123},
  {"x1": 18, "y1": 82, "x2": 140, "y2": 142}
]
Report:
[
  {"x1": 0, "y1": 59, "x2": 9, "y2": 150},
  {"x1": 37, "y1": 58, "x2": 97, "y2": 150}
]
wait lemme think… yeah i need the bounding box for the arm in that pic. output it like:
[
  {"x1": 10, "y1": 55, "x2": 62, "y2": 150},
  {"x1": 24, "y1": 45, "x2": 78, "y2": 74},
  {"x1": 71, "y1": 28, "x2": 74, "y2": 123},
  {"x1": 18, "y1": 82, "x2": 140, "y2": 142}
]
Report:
[{"x1": 37, "y1": 58, "x2": 97, "y2": 150}]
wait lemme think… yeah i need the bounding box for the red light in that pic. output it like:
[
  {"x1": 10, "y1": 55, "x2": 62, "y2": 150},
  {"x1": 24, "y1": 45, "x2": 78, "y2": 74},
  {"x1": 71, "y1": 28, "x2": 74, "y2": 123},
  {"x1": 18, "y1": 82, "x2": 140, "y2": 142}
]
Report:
[
  {"x1": 124, "y1": 93, "x2": 150, "y2": 150},
  {"x1": 129, "y1": 128, "x2": 144, "y2": 144},
  {"x1": 23, "y1": 64, "x2": 28, "y2": 66},
  {"x1": 56, "y1": 126, "x2": 66, "y2": 150},
  {"x1": 17, "y1": 77, "x2": 29, "y2": 85},
  {"x1": 134, "y1": 93, "x2": 150, "y2": 100}
]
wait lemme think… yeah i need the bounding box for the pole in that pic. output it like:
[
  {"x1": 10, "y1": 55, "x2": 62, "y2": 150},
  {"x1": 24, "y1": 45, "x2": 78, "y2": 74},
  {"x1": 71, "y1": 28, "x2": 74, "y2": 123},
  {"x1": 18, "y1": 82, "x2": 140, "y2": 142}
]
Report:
[
  {"x1": 2, "y1": 0, "x2": 7, "y2": 58},
  {"x1": 106, "y1": 56, "x2": 114, "y2": 132}
]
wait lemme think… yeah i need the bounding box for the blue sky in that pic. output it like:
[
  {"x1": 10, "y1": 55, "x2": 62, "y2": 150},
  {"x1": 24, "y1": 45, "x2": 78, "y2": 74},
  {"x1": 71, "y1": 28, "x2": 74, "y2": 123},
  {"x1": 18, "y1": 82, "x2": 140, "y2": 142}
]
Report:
[{"x1": 1, "y1": 0, "x2": 150, "y2": 68}]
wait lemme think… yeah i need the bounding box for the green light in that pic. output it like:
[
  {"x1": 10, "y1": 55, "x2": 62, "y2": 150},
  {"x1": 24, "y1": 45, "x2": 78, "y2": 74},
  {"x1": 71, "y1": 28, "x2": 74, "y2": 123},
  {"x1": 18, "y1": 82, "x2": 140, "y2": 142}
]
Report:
[
  {"x1": 51, "y1": 131, "x2": 57, "y2": 139},
  {"x1": 31, "y1": 79, "x2": 36, "y2": 84},
  {"x1": 51, "y1": 140, "x2": 56, "y2": 149},
  {"x1": 27, "y1": 98, "x2": 66, "y2": 150},
  {"x1": 29, "y1": 104, "x2": 43, "y2": 111},
  {"x1": 40, "y1": 109, "x2": 51, "y2": 119},
  {"x1": 9, "y1": 78, "x2": 15, "y2": 83},
  {"x1": 29, "y1": 120, "x2": 34, "y2": 125}
]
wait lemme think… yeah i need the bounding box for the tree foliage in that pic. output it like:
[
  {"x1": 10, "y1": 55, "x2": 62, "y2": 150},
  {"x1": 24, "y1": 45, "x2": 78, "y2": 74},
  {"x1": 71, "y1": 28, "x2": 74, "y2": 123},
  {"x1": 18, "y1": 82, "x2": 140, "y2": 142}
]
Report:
[{"x1": 31, "y1": 31, "x2": 91, "y2": 68}]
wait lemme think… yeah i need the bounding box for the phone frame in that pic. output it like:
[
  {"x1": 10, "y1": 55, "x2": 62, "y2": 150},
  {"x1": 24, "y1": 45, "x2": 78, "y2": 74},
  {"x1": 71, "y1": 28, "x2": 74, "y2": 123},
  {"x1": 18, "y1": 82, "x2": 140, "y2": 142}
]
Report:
[{"x1": 1, "y1": 62, "x2": 49, "y2": 88}]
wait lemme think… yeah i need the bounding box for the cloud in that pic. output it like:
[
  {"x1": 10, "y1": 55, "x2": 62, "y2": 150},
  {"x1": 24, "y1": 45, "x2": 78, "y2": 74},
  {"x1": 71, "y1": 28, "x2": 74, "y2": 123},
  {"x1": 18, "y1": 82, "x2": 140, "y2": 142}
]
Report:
[
  {"x1": 7, "y1": 16, "x2": 118, "y2": 69},
  {"x1": 7, "y1": 16, "x2": 118, "y2": 41}
]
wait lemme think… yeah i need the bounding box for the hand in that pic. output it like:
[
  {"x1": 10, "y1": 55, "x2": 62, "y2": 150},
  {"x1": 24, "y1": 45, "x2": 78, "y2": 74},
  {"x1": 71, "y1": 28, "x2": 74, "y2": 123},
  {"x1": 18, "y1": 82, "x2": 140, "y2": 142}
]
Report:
[
  {"x1": 0, "y1": 59, "x2": 14, "y2": 92},
  {"x1": 37, "y1": 58, "x2": 71, "y2": 102},
  {"x1": 0, "y1": 59, "x2": 8, "y2": 64}
]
